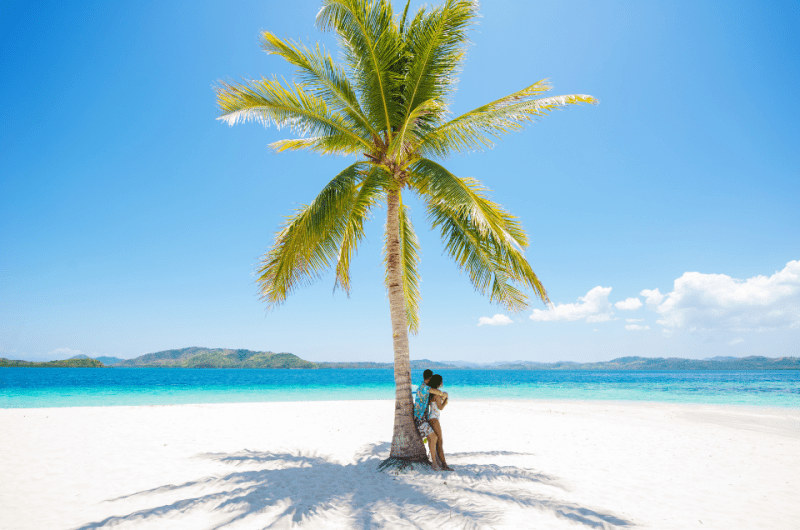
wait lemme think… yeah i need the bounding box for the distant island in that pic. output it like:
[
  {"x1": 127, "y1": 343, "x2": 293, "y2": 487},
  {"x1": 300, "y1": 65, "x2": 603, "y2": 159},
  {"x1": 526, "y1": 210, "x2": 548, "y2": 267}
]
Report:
[
  {"x1": 2, "y1": 347, "x2": 798, "y2": 370},
  {"x1": 318, "y1": 356, "x2": 800, "y2": 371},
  {"x1": 110, "y1": 347, "x2": 316, "y2": 369},
  {"x1": 0, "y1": 357, "x2": 104, "y2": 368}
]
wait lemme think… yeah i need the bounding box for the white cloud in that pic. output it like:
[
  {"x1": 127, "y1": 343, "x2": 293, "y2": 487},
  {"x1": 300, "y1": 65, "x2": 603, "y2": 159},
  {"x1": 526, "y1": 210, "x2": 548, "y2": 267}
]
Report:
[
  {"x1": 530, "y1": 286, "x2": 613, "y2": 323},
  {"x1": 728, "y1": 338, "x2": 744, "y2": 345},
  {"x1": 645, "y1": 260, "x2": 800, "y2": 331},
  {"x1": 626, "y1": 318, "x2": 643, "y2": 323},
  {"x1": 478, "y1": 314, "x2": 513, "y2": 326},
  {"x1": 640, "y1": 288, "x2": 665, "y2": 306},
  {"x1": 625, "y1": 324, "x2": 650, "y2": 331},
  {"x1": 615, "y1": 297, "x2": 643, "y2": 311}
]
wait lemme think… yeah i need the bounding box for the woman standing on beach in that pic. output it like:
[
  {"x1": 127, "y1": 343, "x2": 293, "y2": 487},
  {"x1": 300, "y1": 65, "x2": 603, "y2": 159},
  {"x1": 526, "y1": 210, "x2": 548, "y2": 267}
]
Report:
[{"x1": 427, "y1": 374, "x2": 451, "y2": 471}]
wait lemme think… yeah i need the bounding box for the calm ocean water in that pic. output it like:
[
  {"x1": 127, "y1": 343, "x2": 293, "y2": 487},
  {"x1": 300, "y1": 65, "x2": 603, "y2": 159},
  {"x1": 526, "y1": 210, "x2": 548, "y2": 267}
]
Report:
[{"x1": 1, "y1": 368, "x2": 798, "y2": 409}]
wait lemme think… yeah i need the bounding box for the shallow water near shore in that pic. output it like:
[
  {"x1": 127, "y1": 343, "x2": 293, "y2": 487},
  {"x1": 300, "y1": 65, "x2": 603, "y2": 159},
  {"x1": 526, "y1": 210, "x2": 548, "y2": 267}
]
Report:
[{"x1": 2, "y1": 368, "x2": 798, "y2": 408}]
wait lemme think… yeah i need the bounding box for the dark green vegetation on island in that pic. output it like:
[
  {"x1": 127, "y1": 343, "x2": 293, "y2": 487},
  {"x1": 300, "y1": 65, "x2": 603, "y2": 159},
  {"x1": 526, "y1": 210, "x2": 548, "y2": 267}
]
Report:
[
  {"x1": 0, "y1": 357, "x2": 104, "y2": 368},
  {"x1": 112, "y1": 347, "x2": 316, "y2": 369}
]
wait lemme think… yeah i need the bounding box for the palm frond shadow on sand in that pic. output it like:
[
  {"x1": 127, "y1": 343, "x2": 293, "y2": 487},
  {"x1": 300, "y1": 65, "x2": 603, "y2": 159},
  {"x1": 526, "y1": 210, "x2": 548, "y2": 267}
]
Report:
[{"x1": 76, "y1": 442, "x2": 634, "y2": 529}]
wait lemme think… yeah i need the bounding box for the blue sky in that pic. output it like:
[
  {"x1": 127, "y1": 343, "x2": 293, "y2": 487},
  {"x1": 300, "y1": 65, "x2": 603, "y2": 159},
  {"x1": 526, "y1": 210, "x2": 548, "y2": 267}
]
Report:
[{"x1": 1, "y1": 0, "x2": 798, "y2": 363}]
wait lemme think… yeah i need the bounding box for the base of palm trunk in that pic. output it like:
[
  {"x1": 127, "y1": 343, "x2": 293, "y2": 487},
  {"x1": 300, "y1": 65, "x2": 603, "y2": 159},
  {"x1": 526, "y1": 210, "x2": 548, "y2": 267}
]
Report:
[{"x1": 377, "y1": 456, "x2": 432, "y2": 472}]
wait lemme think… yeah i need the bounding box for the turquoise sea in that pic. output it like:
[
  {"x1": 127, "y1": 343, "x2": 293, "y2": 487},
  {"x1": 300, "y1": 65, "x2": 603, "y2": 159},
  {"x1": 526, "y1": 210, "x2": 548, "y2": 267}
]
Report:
[{"x1": 2, "y1": 368, "x2": 799, "y2": 409}]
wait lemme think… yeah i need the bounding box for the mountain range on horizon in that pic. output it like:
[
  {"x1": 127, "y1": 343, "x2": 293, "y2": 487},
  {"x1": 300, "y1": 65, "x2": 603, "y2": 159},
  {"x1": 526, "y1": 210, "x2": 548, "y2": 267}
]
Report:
[
  {"x1": 3, "y1": 349, "x2": 797, "y2": 370},
  {"x1": 37, "y1": 348, "x2": 798, "y2": 370}
]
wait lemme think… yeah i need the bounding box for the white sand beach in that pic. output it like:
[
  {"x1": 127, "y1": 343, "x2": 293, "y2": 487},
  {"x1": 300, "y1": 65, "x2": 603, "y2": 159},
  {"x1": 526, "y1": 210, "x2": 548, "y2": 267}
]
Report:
[{"x1": 1, "y1": 400, "x2": 798, "y2": 529}]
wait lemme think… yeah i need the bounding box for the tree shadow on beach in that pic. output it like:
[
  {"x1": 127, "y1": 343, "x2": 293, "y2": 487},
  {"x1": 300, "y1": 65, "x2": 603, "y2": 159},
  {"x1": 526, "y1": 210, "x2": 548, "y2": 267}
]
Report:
[{"x1": 74, "y1": 442, "x2": 635, "y2": 529}]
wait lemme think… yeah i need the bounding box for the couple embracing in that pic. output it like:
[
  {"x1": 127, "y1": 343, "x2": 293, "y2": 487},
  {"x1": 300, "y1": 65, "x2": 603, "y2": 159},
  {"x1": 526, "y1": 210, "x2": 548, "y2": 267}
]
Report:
[{"x1": 413, "y1": 369, "x2": 451, "y2": 471}]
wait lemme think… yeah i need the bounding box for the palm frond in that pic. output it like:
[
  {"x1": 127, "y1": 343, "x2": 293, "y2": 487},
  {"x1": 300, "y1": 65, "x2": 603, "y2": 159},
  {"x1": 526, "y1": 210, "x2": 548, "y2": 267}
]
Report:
[
  {"x1": 388, "y1": 98, "x2": 441, "y2": 159},
  {"x1": 410, "y1": 159, "x2": 548, "y2": 309},
  {"x1": 417, "y1": 80, "x2": 597, "y2": 156},
  {"x1": 270, "y1": 135, "x2": 366, "y2": 156},
  {"x1": 427, "y1": 197, "x2": 531, "y2": 311},
  {"x1": 215, "y1": 77, "x2": 372, "y2": 154},
  {"x1": 335, "y1": 168, "x2": 389, "y2": 293},
  {"x1": 384, "y1": 197, "x2": 422, "y2": 333},
  {"x1": 257, "y1": 162, "x2": 368, "y2": 307},
  {"x1": 260, "y1": 31, "x2": 378, "y2": 139},
  {"x1": 316, "y1": 0, "x2": 403, "y2": 137},
  {"x1": 399, "y1": 0, "x2": 477, "y2": 125},
  {"x1": 410, "y1": 158, "x2": 529, "y2": 249},
  {"x1": 398, "y1": 0, "x2": 412, "y2": 35}
]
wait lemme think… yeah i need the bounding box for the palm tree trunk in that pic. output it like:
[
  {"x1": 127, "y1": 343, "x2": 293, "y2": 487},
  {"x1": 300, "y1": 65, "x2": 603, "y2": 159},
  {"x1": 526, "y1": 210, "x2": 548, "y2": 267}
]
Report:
[{"x1": 385, "y1": 187, "x2": 428, "y2": 462}]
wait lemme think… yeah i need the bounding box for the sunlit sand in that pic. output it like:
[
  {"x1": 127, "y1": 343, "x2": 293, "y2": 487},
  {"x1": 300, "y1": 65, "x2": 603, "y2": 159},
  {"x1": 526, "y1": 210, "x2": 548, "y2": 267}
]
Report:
[{"x1": 1, "y1": 400, "x2": 798, "y2": 529}]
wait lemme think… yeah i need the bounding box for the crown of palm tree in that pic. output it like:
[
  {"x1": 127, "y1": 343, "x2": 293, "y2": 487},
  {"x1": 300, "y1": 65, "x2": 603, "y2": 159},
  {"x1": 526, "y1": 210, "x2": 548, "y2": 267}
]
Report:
[{"x1": 215, "y1": 0, "x2": 596, "y2": 333}]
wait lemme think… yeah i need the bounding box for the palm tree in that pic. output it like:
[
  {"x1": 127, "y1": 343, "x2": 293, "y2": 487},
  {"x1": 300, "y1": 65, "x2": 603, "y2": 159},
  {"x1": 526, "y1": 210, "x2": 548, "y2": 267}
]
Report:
[{"x1": 215, "y1": 0, "x2": 596, "y2": 467}]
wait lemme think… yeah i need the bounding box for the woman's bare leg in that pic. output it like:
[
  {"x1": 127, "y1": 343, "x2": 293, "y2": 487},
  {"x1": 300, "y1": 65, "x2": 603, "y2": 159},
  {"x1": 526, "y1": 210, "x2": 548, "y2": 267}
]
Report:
[
  {"x1": 429, "y1": 419, "x2": 450, "y2": 470},
  {"x1": 426, "y1": 431, "x2": 440, "y2": 469}
]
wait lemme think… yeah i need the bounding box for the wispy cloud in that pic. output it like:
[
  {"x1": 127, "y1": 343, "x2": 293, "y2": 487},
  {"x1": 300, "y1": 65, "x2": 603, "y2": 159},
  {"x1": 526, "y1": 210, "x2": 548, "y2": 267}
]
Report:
[
  {"x1": 625, "y1": 324, "x2": 650, "y2": 331},
  {"x1": 478, "y1": 314, "x2": 513, "y2": 326},
  {"x1": 530, "y1": 286, "x2": 613, "y2": 323}
]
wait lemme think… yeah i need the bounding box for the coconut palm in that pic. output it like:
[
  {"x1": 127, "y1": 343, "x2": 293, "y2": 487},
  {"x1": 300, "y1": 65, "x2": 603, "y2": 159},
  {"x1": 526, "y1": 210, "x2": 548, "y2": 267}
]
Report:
[{"x1": 215, "y1": 0, "x2": 596, "y2": 466}]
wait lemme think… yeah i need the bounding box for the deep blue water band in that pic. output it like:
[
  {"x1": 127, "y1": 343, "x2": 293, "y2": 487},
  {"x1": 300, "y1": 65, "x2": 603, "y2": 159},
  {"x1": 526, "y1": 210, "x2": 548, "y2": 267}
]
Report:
[{"x1": 1, "y1": 368, "x2": 798, "y2": 409}]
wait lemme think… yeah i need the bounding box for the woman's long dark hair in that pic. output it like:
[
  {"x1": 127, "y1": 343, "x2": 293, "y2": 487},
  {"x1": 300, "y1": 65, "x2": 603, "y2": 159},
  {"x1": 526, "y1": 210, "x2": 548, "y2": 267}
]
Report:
[{"x1": 428, "y1": 374, "x2": 443, "y2": 389}]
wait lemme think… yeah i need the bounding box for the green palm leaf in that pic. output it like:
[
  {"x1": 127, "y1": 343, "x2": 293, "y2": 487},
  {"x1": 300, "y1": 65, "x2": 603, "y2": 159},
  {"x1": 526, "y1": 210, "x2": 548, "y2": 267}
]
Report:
[
  {"x1": 410, "y1": 158, "x2": 528, "y2": 249},
  {"x1": 388, "y1": 98, "x2": 442, "y2": 159},
  {"x1": 317, "y1": 0, "x2": 403, "y2": 137},
  {"x1": 410, "y1": 158, "x2": 548, "y2": 308},
  {"x1": 256, "y1": 162, "x2": 368, "y2": 307},
  {"x1": 335, "y1": 168, "x2": 388, "y2": 294},
  {"x1": 269, "y1": 135, "x2": 365, "y2": 156},
  {"x1": 418, "y1": 80, "x2": 597, "y2": 157},
  {"x1": 259, "y1": 31, "x2": 379, "y2": 139},
  {"x1": 400, "y1": 0, "x2": 477, "y2": 125},
  {"x1": 215, "y1": 77, "x2": 372, "y2": 154}
]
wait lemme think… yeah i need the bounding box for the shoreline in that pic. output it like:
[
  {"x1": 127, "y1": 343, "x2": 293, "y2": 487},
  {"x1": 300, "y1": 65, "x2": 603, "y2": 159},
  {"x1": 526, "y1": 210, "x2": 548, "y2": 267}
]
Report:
[
  {"x1": 2, "y1": 399, "x2": 798, "y2": 529},
  {"x1": 4, "y1": 396, "x2": 800, "y2": 412},
  {"x1": 4, "y1": 394, "x2": 800, "y2": 410}
]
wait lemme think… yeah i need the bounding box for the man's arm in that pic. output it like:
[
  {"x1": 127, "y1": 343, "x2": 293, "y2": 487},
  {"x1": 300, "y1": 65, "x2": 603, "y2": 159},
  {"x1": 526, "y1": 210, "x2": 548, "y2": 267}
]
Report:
[{"x1": 429, "y1": 388, "x2": 447, "y2": 397}]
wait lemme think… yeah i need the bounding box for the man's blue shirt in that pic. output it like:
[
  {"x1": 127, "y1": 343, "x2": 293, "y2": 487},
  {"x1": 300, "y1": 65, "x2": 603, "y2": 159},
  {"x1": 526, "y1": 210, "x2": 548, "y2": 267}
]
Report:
[{"x1": 414, "y1": 382, "x2": 430, "y2": 420}]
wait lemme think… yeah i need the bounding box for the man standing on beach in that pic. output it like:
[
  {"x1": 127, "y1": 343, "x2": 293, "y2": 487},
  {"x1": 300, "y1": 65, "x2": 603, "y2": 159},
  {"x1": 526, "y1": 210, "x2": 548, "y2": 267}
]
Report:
[{"x1": 414, "y1": 369, "x2": 446, "y2": 420}]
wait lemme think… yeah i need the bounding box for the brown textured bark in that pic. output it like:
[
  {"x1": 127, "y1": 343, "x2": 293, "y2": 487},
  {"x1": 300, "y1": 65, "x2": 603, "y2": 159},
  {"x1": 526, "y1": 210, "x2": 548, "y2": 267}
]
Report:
[{"x1": 386, "y1": 187, "x2": 428, "y2": 461}]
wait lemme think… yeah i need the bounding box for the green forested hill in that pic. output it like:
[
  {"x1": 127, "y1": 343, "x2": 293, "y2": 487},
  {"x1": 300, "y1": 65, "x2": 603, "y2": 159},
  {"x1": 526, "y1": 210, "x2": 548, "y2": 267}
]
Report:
[
  {"x1": 0, "y1": 357, "x2": 105, "y2": 367},
  {"x1": 114, "y1": 347, "x2": 317, "y2": 368}
]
